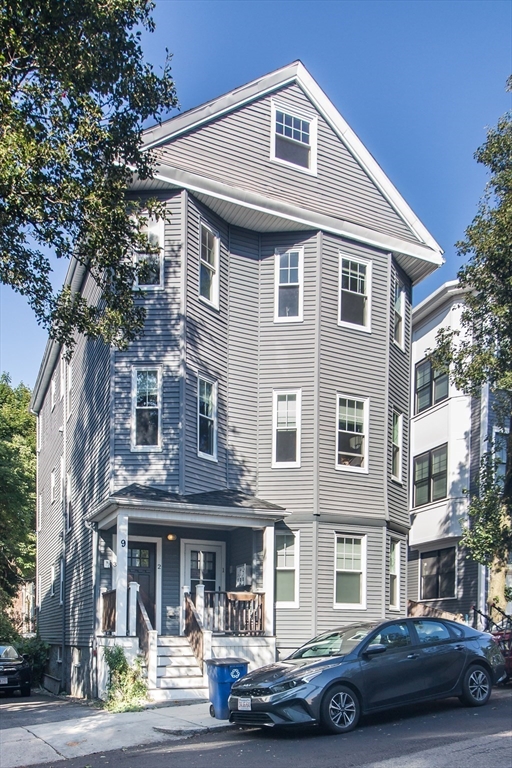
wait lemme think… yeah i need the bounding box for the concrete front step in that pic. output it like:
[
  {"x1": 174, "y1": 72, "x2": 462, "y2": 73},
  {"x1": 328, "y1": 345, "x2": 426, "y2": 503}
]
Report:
[
  {"x1": 148, "y1": 686, "x2": 209, "y2": 703},
  {"x1": 157, "y1": 653, "x2": 199, "y2": 667},
  {"x1": 157, "y1": 675, "x2": 206, "y2": 689},
  {"x1": 157, "y1": 636, "x2": 191, "y2": 647},
  {"x1": 157, "y1": 664, "x2": 204, "y2": 678}
]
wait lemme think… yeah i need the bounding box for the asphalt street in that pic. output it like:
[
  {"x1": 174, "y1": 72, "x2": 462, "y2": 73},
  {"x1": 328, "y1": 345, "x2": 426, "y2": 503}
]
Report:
[{"x1": 14, "y1": 685, "x2": 512, "y2": 768}]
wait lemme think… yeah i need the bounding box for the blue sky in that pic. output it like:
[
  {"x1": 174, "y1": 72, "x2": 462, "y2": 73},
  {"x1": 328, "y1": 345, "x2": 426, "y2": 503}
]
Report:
[{"x1": 1, "y1": 0, "x2": 510, "y2": 388}]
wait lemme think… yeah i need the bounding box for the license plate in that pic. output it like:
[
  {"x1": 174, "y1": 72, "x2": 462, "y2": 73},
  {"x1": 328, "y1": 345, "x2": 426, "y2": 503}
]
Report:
[
  {"x1": 238, "y1": 697, "x2": 251, "y2": 711},
  {"x1": 0, "y1": 677, "x2": 8, "y2": 685}
]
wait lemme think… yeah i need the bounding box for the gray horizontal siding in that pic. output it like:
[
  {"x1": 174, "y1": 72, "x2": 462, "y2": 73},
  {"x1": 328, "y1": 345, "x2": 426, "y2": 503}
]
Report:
[
  {"x1": 318, "y1": 234, "x2": 389, "y2": 518},
  {"x1": 112, "y1": 193, "x2": 182, "y2": 492},
  {"x1": 184, "y1": 196, "x2": 229, "y2": 493},
  {"x1": 227, "y1": 226, "x2": 260, "y2": 491},
  {"x1": 155, "y1": 83, "x2": 419, "y2": 245}
]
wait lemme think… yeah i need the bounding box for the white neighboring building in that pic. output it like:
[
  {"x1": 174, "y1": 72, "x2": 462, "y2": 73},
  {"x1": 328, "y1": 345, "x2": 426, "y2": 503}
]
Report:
[{"x1": 408, "y1": 281, "x2": 489, "y2": 621}]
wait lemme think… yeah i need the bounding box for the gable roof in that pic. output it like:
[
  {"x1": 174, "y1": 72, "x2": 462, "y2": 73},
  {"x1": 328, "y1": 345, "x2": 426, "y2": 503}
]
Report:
[{"x1": 139, "y1": 61, "x2": 443, "y2": 276}]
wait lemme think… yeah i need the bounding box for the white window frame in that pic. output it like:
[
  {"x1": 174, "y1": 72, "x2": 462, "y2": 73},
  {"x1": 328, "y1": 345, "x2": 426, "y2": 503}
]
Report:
[
  {"x1": 131, "y1": 367, "x2": 162, "y2": 452},
  {"x1": 272, "y1": 389, "x2": 302, "y2": 468},
  {"x1": 338, "y1": 254, "x2": 372, "y2": 332},
  {"x1": 333, "y1": 533, "x2": 367, "y2": 610},
  {"x1": 274, "y1": 248, "x2": 304, "y2": 323},
  {"x1": 134, "y1": 215, "x2": 164, "y2": 290},
  {"x1": 50, "y1": 469, "x2": 56, "y2": 504},
  {"x1": 60, "y1": 456, "x2": 64, "y2": 504},
  {"x1": 389, "y1": 539, "x2": 400, "y2": 610},
  {"x1": 391, "y1": 410, "x2": 403, "y2": 482},
  {"x1": 197, "y1": 376, "x2": 218, "y2": 461},
  {"x1": 393, "y1": 277, "x2": 405, "y2": 348},
  {"x1": 270, "y1": 101, "x2": 318, "y2": 175},
  {"x1": 66, "y1": 472, "x2": 72, "y2": 531},
  {"x1": 275, "y1": 530, "x2": 300, "y2": 609},
  {"x1": 59, "y1": 558, "x2": 64, "y2": 605},
  {"x1": 51, "y1": 379, "x2": 56, "y2": 411},
  {"x1": 66, "y1": 363, "x2": 72, "y2": 419},
  {"x1": 50, "y1": 565, "x2": 55, "y2": 597},
  {"x1": 493, "y1": 426, "x2": 509, "y2": 484},
  {"x1": 60, "y1": 355, "x2": 65, "y2": 400},
  {"x1": 335, "y1": 394, "x2": 369, "y2": 474},
  {"x1": 198, "y1": 221, "x2": 220, "y2": 309}
]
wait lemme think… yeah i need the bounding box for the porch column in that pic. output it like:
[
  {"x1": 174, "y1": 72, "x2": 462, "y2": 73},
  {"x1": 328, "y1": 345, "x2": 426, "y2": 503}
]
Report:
[
  {"x1": 115, "y1": 512, "x2": 129, "y2": 636},
  {"x1": 128, "y1": 581, "x2": 139, "y2": 636},
  {"x1": 195, "y1": 584, "x2": 205, "y2": 623},
  {"x1": 262, "y1": 525, "x2": 275, "y2": 636}
]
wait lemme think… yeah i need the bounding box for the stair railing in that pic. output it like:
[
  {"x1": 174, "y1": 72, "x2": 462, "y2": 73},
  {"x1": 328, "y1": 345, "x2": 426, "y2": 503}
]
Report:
[{"x1": 136, "y1": 593, "x2": 158, "y2": 689}]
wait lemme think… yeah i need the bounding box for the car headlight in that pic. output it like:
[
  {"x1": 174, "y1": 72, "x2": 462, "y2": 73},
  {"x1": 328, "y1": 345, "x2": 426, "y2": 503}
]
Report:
[{"x1": 270, "y1": 679, "x2": 303, "y2": 694}]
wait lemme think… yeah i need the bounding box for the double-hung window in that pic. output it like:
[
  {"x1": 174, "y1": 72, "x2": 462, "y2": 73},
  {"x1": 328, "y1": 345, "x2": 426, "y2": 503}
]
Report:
[
  {"x1": 198, "y1": 377, "x2": 217, "y2": 459},
  {"x1": 271, "y1": 103, "x2": 317, "y2": 173},
  {"x1": 420, "y1": 547, "x2": 456, "y2": 600},
  {"x1": 334, "y1": 535, "x2": 366, "y2": 608},
  {"x1": 134, "y1": 215, "x2": 164, "y2": 288},
  {"x1": 273, "y1": 390, "x2": 301, "y2": 467},
  {"x1": 275, "y1": 531, "x2": 299, "y2": 607},
  {"x1": 389, "y1": 540, "x2": 400, "y2": 609},
  {"x1": 199, "y1": 222, "x2": 219, "y2": 307},
  {"x1": 493, "y1": 427, "x2": 509, "y2": 487},
  {"x1": 66, "y1": 473, "x2": 72, "y2": 531},
  {"x1": 339, "y1": 255, "x2": 371, "y2": 330},
  {"x1": 415, "y1": 358, "x2": 448, "y2": 413},
  {"x1": 393, "y1": 278, "x2": 405, "y2": 347},
  {"x1": 132, "y1": 368, "x2": 161, "y2": 450},
  {"x1": 413, "y1": 444, "x2": 448, "y2": 507},
  {"x1": 274, "y1": 249, "x2": 303, "y2": 321},
  {"x1": 50, "y1": 470, "x2": 56, "y2": 504},
  {"x1": 392, "y1": 410, "x2": 402, "y2": 481},
  {"x1": 336, "y1": 396, "x2": 368, "y2": 471}
]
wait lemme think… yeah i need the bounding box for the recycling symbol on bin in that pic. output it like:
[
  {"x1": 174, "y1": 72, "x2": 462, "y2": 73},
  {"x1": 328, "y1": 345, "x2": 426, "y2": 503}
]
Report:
[{"x1": 230, "y1": 668, "x2": 241, "y2": 680}]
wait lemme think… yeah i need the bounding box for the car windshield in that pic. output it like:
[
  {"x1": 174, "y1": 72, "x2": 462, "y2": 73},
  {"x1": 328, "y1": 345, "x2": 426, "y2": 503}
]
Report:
[
  {"x1": 0, "y1": 645, "x2": 19, "y2": 660},
  {"x1": 288, "y1": 626, "x2": 374, "y2": 659}
]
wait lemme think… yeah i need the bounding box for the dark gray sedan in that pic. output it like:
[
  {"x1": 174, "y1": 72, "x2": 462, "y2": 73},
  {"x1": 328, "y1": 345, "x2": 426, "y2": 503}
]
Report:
[{"x1": 228, "y1": 618, "x2": 506, "y2": 733}]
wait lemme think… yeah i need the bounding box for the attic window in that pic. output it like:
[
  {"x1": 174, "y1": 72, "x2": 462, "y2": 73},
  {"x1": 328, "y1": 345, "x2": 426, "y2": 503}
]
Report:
[{"x1": 271, "y1": 103, "x2": 317, "y2": 173}]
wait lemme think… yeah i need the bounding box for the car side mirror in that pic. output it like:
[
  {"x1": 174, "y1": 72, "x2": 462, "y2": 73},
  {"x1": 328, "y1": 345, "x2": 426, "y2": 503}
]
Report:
[
  {"x1": 363, "y1": 643, "x2": 387, "y2": 657},
  {"x1": 22, "y1": 654, "x2": 30, "y2": 661}
]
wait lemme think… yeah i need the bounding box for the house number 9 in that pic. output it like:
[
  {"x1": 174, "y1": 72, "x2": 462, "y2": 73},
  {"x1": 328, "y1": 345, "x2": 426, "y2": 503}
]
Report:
[{"x1": 121, "y1": 539, "x2": 126, "y2": 547}]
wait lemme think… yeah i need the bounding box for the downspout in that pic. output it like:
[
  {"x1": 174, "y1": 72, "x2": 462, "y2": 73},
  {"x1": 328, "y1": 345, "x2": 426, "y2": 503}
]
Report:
[
  {"x1": 61, "y1": 356, "x2": 67, "y2": 692},
  {"x1": 311, "y1": 231, "x2": 322, "y2": 639}
]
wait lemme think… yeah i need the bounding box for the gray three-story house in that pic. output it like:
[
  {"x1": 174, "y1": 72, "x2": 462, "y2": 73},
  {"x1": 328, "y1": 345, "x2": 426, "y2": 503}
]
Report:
[{"x1": 32, "y1": 62, "x2": 443, "y2": 699}]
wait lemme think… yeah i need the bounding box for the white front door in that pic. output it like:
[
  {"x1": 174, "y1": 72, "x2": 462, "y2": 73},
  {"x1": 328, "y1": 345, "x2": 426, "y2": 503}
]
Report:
[{"x1": 182, "y1": 540, "x2": 225, "y2": 598}]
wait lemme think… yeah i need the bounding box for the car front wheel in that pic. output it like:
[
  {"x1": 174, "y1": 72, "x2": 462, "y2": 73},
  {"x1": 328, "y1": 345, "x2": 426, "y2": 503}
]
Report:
[
  {"x1": 320, "y1": 685, "x2": 360, "y2": 734},
  {"x1": 459, "y1": 665, "x2": 492, "y2": 707},
  {"x1": 20, "y1": 684, "x2": 31, "y2": 697}
]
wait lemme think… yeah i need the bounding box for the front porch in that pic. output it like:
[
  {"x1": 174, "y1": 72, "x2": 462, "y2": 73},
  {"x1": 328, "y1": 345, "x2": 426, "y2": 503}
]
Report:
[{"x1": 90, "y1": 484, "x2": 288, "y2": 701}]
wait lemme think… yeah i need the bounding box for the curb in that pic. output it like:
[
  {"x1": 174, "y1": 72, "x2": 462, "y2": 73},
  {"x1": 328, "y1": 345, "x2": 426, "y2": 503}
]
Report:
[{"x1": 152, "y1": 722, "x2": 233, "y2": 737}]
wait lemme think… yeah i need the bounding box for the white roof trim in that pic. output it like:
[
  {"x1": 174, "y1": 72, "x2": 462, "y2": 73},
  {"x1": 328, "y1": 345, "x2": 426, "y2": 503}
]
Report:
[
  {"x1": 148, "y1": 163, "x2": 443, "y2": 267},
  {"x1": 412, "y1": 280, "x2": 470, "y2": 327},
  {"x1": 141, "y1": 60, "x2": 442, "y2": 259}
]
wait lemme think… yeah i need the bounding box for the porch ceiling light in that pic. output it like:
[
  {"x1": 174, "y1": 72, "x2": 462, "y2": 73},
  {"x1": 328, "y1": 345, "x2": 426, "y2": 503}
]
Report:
[{"x1": 166, "y1": 533, "x2": 177, "y2": 541}]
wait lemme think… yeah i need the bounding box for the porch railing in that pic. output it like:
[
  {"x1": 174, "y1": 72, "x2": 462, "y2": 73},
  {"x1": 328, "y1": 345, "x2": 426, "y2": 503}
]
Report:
[
  {"x1": 203, "y1": 591, "x2": 265, "y2": 635},
  {"x1": 101, "y1": 589, "x2": 116, "y2": 634}
]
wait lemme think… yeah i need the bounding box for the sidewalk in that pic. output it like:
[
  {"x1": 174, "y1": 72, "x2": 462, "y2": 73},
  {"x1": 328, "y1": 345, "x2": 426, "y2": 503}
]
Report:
[{"x1": 0, "y1": 700, "x2": 231, "y2": 768}]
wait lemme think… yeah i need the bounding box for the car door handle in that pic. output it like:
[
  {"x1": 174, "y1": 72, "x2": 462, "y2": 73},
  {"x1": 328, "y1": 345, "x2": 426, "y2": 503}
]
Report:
[{"x1": 406, "y1": 653, "x2": 420, "y2": 659}]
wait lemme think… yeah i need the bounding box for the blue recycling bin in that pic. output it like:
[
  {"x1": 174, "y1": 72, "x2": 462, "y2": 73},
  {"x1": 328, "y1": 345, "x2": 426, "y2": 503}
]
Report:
[{"x1": 205, "y1": 657, "x2": 249, "y2": 720}]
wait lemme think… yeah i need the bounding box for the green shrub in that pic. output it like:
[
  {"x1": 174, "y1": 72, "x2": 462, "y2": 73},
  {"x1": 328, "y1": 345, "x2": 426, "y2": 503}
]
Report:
[
  {"x1": 103, "y1": 645, "x2": 147, "y2": 712},
  {"x1": 14, "y1": 636, "x2": 49, "y2": 685},
  {"x1": 0, "y1": 610, "x2": 20, "y2": 643}
]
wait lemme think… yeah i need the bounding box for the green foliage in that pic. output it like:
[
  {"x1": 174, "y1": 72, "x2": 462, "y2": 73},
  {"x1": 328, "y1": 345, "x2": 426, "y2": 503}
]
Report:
[
  {"x1": 0, "y1": 593, "x2": 21, "y2": 642},
  {"x1": 0, "y1": 373, "x2": 36, "y2": 607},
  {"x1": 14, "y1": 635, "x2": 49, "y2": 685},
  {"x1": 460, "y1": 449, "x2": 512, "y2": 568},
  {"x1": 103, "y1": 645, "x2": 147, "y2": 712},
  {"x1": 0, "y1": 0, "x2": 178, "y2": 351},
  {"x1": 432, "y1": 77, "x2": 512, "y2": 572}
]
